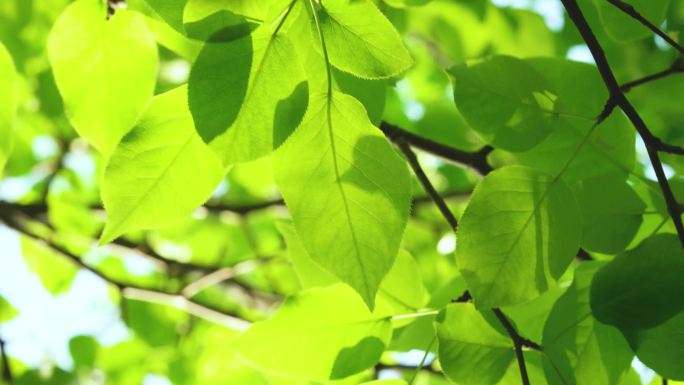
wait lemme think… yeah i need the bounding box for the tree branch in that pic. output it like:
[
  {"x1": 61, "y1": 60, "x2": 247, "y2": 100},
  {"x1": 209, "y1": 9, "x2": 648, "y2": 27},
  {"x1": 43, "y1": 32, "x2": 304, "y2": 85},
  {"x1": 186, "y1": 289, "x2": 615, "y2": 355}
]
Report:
[
  {"x1": 0, "y1": 210, "x2": 252, "y2": 330},
  {"x1": 381, "y1": 121, "x2": 494, "y2": 175},
  {"x1": 606, "y1": 0, "x2": 684, "y2": 55},
  {"x1": 396, "y1": 140, "x2": 458, "y2": 230},
  {"x1": 0, "y1": 337, "x2": 11, "y2": 384},
  {"x1": 561, "y1": 0, "x2": 684, "y2": 250},
  {"x1": 492, "y1": 308, "x2": 532, "y2": 385},
  {"x1": 395, "y1": 146, "x2": 539, "y2": 384},
  {"x1": 621, "y1": 59, "x2": 684, "y2": 92}
]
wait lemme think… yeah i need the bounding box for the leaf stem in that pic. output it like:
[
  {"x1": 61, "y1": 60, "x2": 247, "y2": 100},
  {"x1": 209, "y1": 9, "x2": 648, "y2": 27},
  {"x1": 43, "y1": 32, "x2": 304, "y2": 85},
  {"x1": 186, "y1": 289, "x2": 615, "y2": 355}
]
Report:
[
  {"x1": 606, "y1": 0, "x2": 684, "y2": 55},
  {"x1": 492, "y1": 308, "x2": 531, "y2": 385},
  {"x1": 390, "y1": 309, "x2": 440, "y2": 320},
  {"x1": 307, "y1": 0, "x2": 333, "y2": 96},
  {"x1": 272, "y1": 0, "x2": 297, "y2": 36},
  {"x1": 408, "y1": 336, "x2": 437, "y2": 385}
]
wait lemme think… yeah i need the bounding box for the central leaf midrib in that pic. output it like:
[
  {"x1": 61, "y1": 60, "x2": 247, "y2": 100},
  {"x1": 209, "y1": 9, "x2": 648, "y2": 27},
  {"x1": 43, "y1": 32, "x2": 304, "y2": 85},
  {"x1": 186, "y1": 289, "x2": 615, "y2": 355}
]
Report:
[{"x1": 324, "y1": 97, "x2": 372, "y2": 301}]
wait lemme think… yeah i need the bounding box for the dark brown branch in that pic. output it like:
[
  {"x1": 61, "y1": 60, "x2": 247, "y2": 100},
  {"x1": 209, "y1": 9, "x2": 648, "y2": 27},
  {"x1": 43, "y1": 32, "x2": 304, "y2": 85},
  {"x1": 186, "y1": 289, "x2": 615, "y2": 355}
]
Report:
[
  {"x1": 396, "y1": 140, "x2": 459, "y2": 230},
  {"x1": 606, "y1": 0, "x2": 684, "y2": 55},
  {"x1": 375, "y1": 362, "x2": 440, "y2": 376},
  {"x1": 492, "y1": 309, "x2": 532, "y2": 385},
  {"x1": 0, "y1": 338, "x2": 11, "y2": 384},
  {"x1": 621, "y1": 59, "x2": 684, "y2": 92},
  {"x1": 561, "y1": 0, "x2": 684, "y2": 250},
  {"x1": 381, "y1": 121, "x2": 493, "y2": 175},
  {"x1": 396, "y1": 148, "x2": 540, "y2": 383}
]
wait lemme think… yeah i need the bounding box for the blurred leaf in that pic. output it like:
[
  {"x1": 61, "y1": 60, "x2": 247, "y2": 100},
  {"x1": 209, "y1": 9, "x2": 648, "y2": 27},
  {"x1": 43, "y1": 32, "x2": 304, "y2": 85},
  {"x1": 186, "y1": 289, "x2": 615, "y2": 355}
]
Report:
[
  {"x1": 236, "y1": 284, "x2": 394, "y2": 380},
  {"x1": 0, "y1": 40, "x2": 17, "y2": 176},
  {"x1": 0, "y1": 295, "x2": 18, "y2": 323},
  {"x1": 21, "y1": 237, "x2": 78, "y2": 295}
]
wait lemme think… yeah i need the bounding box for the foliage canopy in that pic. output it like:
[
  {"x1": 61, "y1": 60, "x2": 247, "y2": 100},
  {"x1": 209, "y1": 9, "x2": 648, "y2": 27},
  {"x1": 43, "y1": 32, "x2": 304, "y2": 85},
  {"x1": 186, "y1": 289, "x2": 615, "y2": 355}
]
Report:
[{"x1": 1, "y1": 0, "x2": 684, "y2": 384}]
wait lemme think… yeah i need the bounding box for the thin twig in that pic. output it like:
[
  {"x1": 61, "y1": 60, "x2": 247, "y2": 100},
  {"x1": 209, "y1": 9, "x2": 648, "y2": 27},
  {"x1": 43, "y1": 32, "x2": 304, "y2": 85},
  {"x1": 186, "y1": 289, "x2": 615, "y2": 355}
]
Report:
[
  {"x1": 606, "y1": 0, "x2": 684, "y2": 55},
  {"x1": 621, "y1": 59, "x2": 684, "y2": 92},
  {"x1": 492, "y1": 309, "x2": 531, "y2": 385},
  {"x1": 561, "y1": 0, "x2": 684, "y2": 250}
]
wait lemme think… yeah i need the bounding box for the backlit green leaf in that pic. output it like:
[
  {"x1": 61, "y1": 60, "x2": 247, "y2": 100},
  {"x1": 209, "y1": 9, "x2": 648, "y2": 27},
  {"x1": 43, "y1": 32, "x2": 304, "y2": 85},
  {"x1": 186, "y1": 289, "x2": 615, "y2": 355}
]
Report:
[
  {"x1": 274, "y1": 91, "x2": 411, "y2": 310},
  {"x1": 189, "y1": 26, "x2": 308, "y2": 165},
  {"x1": 627, "y1": 310, "x2": 684, "y2": 380},
  {"x1": 542, "y1": 262, "x2": 633, "y2": 385},
  {"x1": 435, "y1": 303, "x2": 514, "y2": 385},
  {"x1": 0, "y1": 41, "x2": 16, "y2": 176},
  {"x1": 311, "y1": 0, "x2": 413, "y2": 79},
  {"x1": 576, "y1": 175, "x2": 645, "y2": 254},
  {"x1": 514, "y1": 59, "x2": 635, "y2": 184},
  {"x1": 456, "y1": 165, "x2": 582, "y2": 308},
  {"x1": 48, "y1": 0, "x2": 158, "y2": 154},
  {"x1": 100, "y1": 86, "x2": 224, "y2": 244},
  {"x1": 449, "y1": 55, "x2": 555, "y2": 152},
  {"x1": 236, "y1": 284, "x2": 393, "y2": 380},
  {"x1": 0, "y1": 295, "x2": 18, "y2": 323},
  {"x1": 592, "y1": 0, "x2": 670, "y2": 42},
  {"x1": 21, "y1": 237, "x2": 78, "y2": 295}
]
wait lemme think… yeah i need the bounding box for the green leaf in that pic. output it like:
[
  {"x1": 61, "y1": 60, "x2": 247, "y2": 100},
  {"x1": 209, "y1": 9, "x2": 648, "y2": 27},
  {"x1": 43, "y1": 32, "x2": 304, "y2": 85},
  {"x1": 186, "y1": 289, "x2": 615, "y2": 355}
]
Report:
[
  {"x1": 627, "y1": 310, "x2": 684, "y2": 380},
  {"x1": 125, "y1": 299, "x2": 188, "y2": 347},
  {"x1": 312, "y1": 0, "x2": 413, "y2": 79},
  {"x1": 361, "y1": 380, "x2": 408, "y2": 385},
  {"x1": 277, "y1": 219, "x2": 339, "y2": 289},
  {"x1": 302, "y1": 47, "x2": 388, "y2": 125},
  {"x1": 542, "y1": 262, "x2": 633, "y2": 385},
  {"x1": 383, "y1": 0, "x2": 432, "y2": 8},
  {"x1": 0, "y1": 295, "x2": 18, "y2": 323},
  {"x1": 435, "y1": 303, "x2": 514, "y2": 385},
  {"x1": 100, "y1": 86, "x2": 224, "y2": 244},
  {"x1": 188, "y1": 26, "x2": 308, "y2": 165},
  {"x1": 378, "y1": 250, "x2": 428, "y2": 313},
  {"x1": 576, "y1": 174, "x2": 645, "y2": 254},
  {"x1": 279, "y1": 221, "x2": 427, "y2": 313},
  {"x1": 21, "y1": 237, "x2": 78, "y2": 295},
  {"x1": 131, "y1": 0, "x2": 187, "y2": 32},
  {"x1": 274, "y1": 91, "x2": 411, "y2": 310},
  {"x1": 449, "y1": 55, "x2": 556, "y2": 152},
  {"x1": 0, "y1": 41, "x2": 17, "y2": 176},
  {"x1": 69, "y1": 335, "x2": 99, "y2": 369},
  {"x1": 592, "y1": 0, "x2": 670, "y2": 42},
  {"x1": 514, "y1": 59, "x2": 635, "y2": 184},
  {"x1": 590, "y1": 233, "x2": 684, "y2": 331},
  {"x1": 456, "y1": 165, "x2": 582, "y2": 308},
  {"x1": 182, "y1": 0, "x2": 266, "y2": 41},
  {"x1": 47, "y1": 0, "x2": 158, "y2": 154},
  {"x1": 235, "y1": 284, "x2": 393, "y2": 380}
]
